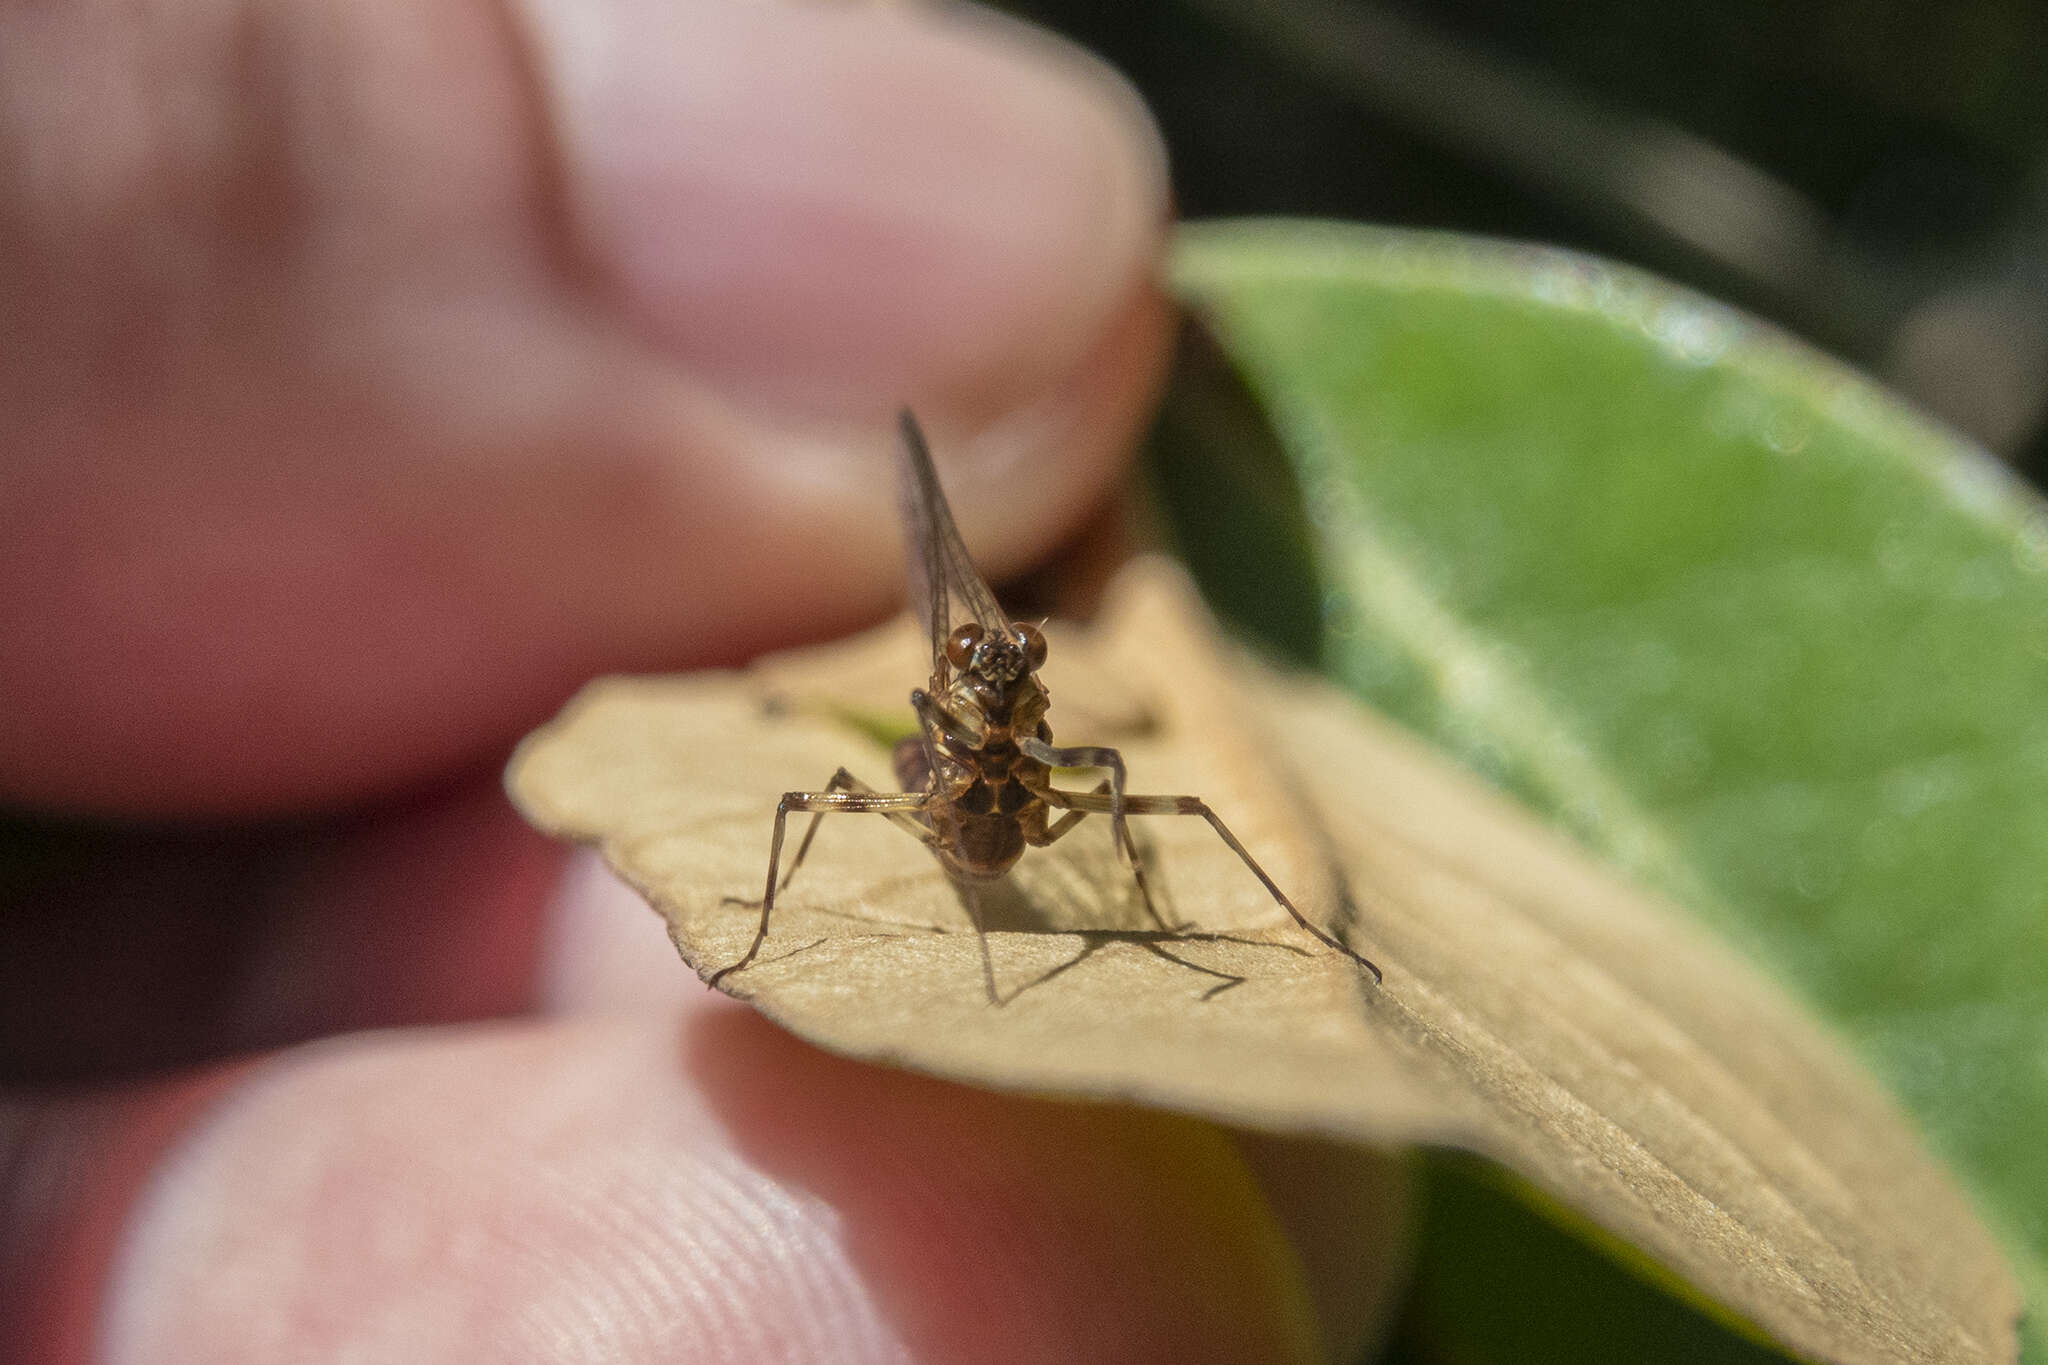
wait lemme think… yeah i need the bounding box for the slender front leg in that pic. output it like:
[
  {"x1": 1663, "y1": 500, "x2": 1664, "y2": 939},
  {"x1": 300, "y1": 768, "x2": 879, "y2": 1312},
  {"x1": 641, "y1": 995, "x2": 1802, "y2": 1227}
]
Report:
[
  {"x1": 710, "y1": 785, "x2": 933, "y2": 988},
  {"x1": 1018, "y1": 737, "x2": 1135, "y2": 868},
  {"x1": 912, "y1": 687, "x2": 985, "y2": 748},
  {"x1": 1039, "y1": 788, "x2": 1382, "y2": 982}
]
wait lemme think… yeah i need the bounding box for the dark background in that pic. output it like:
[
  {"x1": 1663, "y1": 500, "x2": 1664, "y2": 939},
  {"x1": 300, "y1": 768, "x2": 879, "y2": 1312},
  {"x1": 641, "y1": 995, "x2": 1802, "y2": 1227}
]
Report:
[{"x1": 1010, "y1": 0, "x2": 2048, "y2": 482}]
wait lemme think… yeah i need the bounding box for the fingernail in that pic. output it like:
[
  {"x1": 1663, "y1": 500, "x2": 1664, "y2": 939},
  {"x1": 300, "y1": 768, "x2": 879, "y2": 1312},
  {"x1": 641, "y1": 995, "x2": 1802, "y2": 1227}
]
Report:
[{"x1": 514, "y1": 0, "x2": 1167, "y2": 417}]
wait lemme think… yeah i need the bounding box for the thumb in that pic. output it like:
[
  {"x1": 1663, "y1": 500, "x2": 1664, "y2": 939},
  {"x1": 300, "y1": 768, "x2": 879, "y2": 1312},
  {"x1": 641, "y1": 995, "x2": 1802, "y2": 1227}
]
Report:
[{"x1": 0, "y1": 0, "x2": 1171, "y2": 817}]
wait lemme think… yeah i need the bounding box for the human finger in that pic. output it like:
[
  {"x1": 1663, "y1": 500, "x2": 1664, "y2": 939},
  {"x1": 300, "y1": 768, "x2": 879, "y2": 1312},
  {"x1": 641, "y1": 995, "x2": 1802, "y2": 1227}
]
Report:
[
  {"x1": 14, "y1": 1015, "x2": 1342, "y2": 1364},
  {"x1": 0, "y1": 0, "x2": 1172, "y2": 818}
]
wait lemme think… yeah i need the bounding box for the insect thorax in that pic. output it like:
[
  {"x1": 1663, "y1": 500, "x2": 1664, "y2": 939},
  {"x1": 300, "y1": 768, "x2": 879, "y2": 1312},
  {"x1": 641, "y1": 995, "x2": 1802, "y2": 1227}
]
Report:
[{"x1": 948, "y1": 671, "x2": 1049, "y2": 740}]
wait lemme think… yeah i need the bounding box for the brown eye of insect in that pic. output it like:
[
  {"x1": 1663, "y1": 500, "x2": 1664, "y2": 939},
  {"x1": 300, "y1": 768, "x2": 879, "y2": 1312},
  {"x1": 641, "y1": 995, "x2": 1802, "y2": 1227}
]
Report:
[
  {"x1": 1014, "y1": 622, "x2": 1047, "y2": 670},
  {"x1": 946, "y1": 623, "x2": 983, "y2": 669}
]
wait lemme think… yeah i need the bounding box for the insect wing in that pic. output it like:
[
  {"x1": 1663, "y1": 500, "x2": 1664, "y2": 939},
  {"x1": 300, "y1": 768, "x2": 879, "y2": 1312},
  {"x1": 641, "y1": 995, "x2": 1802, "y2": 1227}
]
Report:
[{"x1": 896, "y1": 410, "x2": 1009, "y2": 688}]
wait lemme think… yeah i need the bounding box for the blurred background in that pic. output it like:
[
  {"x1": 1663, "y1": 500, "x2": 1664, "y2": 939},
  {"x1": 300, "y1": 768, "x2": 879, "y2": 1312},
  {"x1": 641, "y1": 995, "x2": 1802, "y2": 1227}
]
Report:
[
  {"x1": 1000, "y1": 6, "x2": 2048, "y2": 1359},
  {"x1": 1007, "y1": 0, "x2": 2048, "y2": 484}
]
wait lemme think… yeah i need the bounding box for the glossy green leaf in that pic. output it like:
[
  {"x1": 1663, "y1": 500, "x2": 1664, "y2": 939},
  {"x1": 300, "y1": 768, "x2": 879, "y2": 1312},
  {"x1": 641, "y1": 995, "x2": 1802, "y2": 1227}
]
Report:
[{"x1": 1163, "y1": 220, "x2": 2047, "y2": 1362}]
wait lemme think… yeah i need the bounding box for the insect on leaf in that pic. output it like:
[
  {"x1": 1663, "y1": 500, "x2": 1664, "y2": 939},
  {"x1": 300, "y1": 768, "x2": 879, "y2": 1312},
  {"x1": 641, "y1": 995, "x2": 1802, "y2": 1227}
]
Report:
[{"x1": 507, "y1": 557, "x2": 2019, "y2": 1365}]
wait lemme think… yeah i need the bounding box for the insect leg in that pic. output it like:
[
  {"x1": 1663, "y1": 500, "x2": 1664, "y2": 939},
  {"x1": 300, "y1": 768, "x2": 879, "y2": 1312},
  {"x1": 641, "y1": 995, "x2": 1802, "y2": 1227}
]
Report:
[
  {"x1": 710, "y1": 786, "x2": 933, "y2": 988},
  {"x1": 1033, "y1": 774, "x2": 1178, "y2": 934},
  {"x1": 1032, "y1": 778, "x2": 1109, "y2": 846},
  {"x1": 912, "y1": 687, "x2": 987, "y2": 743},
  {"x1": 1018, "y1": 738, "x2": 1136, "y2": 869},
  {"x1": 1041, "y1": 788, "x2": 1382, "y2": 982},
  {"x1": 780, "y1": 768, "x2": 933, "y2": 896}
]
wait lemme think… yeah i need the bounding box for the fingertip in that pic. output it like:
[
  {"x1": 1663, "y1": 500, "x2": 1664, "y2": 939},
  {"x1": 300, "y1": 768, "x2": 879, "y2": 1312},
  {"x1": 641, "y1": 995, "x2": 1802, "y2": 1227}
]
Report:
[
  {"x1": 2, "y1": 1067, "x2": 254, "y2": 1365},
  {"x1": 686, "y1": 1009, "x2": 1329, "y2": 1363},
  {"x1": 518, "y1": 0, "x2": 1170, "y2": 418},
  {"x1": 95, "y1": 1015, "x2": 1340, "y2": 1364}
]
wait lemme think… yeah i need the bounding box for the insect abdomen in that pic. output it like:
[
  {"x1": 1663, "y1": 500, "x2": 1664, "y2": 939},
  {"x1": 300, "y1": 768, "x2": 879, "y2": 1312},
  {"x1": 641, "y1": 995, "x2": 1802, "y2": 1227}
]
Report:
[{"x1": 942, "y1": 812, "x2": 1027, "y2": 880}]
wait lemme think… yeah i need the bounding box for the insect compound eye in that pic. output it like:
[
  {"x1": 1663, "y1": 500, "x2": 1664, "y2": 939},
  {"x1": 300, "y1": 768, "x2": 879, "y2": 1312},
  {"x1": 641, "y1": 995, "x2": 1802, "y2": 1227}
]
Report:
[
  {"x1": 946, "y1": 623, "x2": 984, "y2": 670},
  {"x1": 1014, "y1": 622, "x2": 1048, "y2": 670}
]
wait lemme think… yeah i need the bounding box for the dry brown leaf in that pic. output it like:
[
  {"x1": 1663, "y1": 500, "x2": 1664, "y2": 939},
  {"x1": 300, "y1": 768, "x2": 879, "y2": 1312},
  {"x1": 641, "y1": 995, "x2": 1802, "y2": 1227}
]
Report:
[{"x1": 508, "y1": 558, "x2": 2018, "y2": 1365}]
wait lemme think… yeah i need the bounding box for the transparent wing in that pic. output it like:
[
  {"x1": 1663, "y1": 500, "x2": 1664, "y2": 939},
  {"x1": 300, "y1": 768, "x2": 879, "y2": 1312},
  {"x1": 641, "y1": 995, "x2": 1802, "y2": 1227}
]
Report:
[{"x1": 896, "y1": 409, "x2": 1009, "y2": 688}]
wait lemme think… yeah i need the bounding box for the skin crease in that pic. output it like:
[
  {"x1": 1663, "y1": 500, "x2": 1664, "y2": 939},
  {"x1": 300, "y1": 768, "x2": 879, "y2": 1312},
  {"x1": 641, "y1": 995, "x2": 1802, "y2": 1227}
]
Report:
[{"x1": 0, "y1": 1, "x2": 1409, "y2": 1362}]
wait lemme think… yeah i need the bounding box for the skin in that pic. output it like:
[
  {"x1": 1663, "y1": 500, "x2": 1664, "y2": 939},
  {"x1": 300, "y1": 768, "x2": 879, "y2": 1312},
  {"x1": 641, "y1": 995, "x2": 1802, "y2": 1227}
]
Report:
[{"x1": 0, "y1": 1, "x2": 1408, "y2": 1361}]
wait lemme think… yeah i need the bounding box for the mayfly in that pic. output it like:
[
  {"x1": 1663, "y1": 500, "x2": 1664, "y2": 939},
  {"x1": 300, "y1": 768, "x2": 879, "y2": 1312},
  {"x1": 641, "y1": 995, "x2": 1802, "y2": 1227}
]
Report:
[{"x1": 709, "y1": 411, "x2": 1381, "y2": 988}]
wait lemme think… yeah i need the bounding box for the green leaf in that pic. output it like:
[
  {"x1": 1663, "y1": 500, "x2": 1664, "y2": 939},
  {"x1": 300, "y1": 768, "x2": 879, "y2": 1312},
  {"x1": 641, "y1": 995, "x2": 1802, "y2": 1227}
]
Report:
[
  {"x1": 1391, "y1": 1154, "x2": 1798, "y2": 1365},
  {"x1": 1162, "y1": 220, "x2": 2047, "y2": 1362}
]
